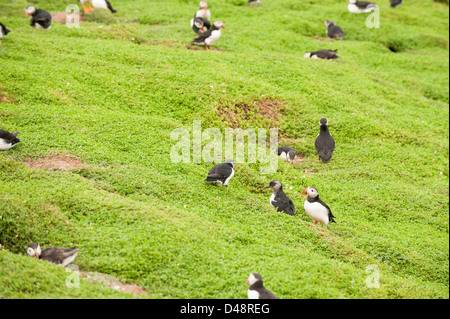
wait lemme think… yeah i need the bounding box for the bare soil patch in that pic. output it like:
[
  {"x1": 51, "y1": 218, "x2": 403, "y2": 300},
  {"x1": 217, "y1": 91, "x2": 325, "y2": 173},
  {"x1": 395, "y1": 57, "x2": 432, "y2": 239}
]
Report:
[
  {"x1": 79, "y1": 271, "x2": 149, "y2": 296},
  {"x1": 0, "y1": 90, "x2": 18, "y2": 105},
  {"x1": 185, "y1": 44, "x2": 225, "y2": 52},
  {"x1": 51, "y1": 12, "x2": 85, "y2": 24},
  {"x1": 23, "y1": 153, "x2": 87, "y2": 171}
]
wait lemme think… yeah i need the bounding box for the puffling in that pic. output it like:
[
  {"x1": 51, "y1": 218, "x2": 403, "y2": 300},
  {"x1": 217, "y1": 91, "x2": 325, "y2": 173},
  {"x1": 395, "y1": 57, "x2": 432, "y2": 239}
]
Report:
[
  {"x1": 205, "y1": 159, "x2": 235, "y2": 187},
  {"x1": 314, "y1": 118, "x2": 335, "y2": 163}
]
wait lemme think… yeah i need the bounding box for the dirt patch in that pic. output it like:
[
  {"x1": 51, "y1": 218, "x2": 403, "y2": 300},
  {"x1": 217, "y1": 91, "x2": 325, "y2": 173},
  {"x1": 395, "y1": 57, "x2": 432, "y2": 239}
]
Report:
[
  {"x1": 217, "y1": 98, "x2": 286, "y2": 129},
  {"x1": 0, "y1": 90, "x2": 18, "y2": 105},
  {"x1": 79, "y1": 271, "x2": 149, "y2": 296},
  {"x1": 51, "y1": 12, "x2": 85, "y2": 25},
  {"x1": 24, "y1": 153, "x2": 87, "y2": 171},
  {"x1": 314, "y1": 36, "x2": 334, "y2": 42},
  {"x1": 185, "y1": 44, "x2": 225, "y2": 52}
]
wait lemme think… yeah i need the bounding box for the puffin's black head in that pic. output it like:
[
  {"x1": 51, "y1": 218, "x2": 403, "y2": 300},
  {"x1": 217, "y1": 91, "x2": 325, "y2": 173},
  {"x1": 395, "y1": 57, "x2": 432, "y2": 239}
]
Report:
[
  {"x1": 193, "y1": 17, "x2": 204, "y2": 29},
  {"x1": 324, "y1": 20, "x2": 335, "y2": 27},
  {"x1": 0, "y1": 23, "x2": 10, "y2": 35},
  {"x1": 319, "y1": 118, "x2": 328, "y2": 126},
  {"x1": 27, "y1": 242, "x2": 41, "y2": 259},
  {"x1": 10, "y1": 131, "x2": 20, "y2": 145},
  {"x1": 266, "y1": 180, "x2": 282, "y2": 191}
]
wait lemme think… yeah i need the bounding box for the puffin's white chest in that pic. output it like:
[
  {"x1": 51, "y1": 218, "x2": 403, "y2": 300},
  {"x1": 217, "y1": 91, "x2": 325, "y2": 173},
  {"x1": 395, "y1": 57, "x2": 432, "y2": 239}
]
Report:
[
  {"x1": 205, "y1": 30, "x2": 221, "y2": 46},
  {"x1": 0, "y1": 139, "x2": 14, "y2": 151},
  {"x1": 92, "y1": 0, "x2": 109, "y2": 9},
  {"x1": 196, "y1": 9, "x2": 211, "y2": 21},
  {"x1": 0, "y1": 29, "x2": 4, "y2": 39},
  {"x1": 223, "y1": 168, "x2": 234, "y2": 186},
  {"x1": 279, "y1": 152, "x2": 287, "y2": 161},
  {"x1": 269, "y1": 193, "x2": 276, "y2": 205},
  {"x1": 348, "y1": 4, "x2": 364, "y2": 13},
  {"x1": 304, "y1": 200, "x2": 330, "y2": 225},
  {"x1": 248, "y1": 289, "x2": 260, "y2": 299}
]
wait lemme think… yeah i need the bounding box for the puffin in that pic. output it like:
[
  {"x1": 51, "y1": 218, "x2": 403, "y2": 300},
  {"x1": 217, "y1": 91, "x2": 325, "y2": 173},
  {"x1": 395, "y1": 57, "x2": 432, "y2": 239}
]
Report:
[
  {"x1": 314, "y1": 118, "x2": 335, "y2": 163},
  {"x1": 27, "y1": 243, "x2": 80, "y2": 267},
  {"x1": 0, "y1": 22, "x2": 10, "y2": 45},
  {"x1": 246, "y1": 273, "x2": 277, "y2": 299},
  {"x1": 266, "y1": 180, "x2": 295, "y2": 216},
  {"x1": 0, "y1": 130, "x2": 20, "y2": 151},
  {"x1": 304, "y1": 50, "x2": 339, "y2": 60},
  {"x1": 346, "y1": 0, "x2": 378, "y2": 13},
  {"x1": 191, "y1": 16, "x2": 211, "y2": 34},
  {"x1": 193, "y1": 20, "x2": 225, "y2": 50},
  {"x1": 25, "y1": 6, "x2": 52, "y2": 30},
  {"x1": 390, "y1": 0, "x2": 403, "y2": 8},
  {"x1": 205, "y1": 159, "x2": 235, "y2": 187},
  {"x1": 324, "y1": 20, "x2": 344, "y2": 40},
  {"x1": 301, "y1": 186, "x2": 336, "y2": 227},
  {"x1": 248, "y1": 0, "x2": 262, "y2": 7},
  {"x1": 195, "y1": 1, "x2": 211, "y2": 21},
  {"x1": 277, "y1": 146, "x2": 296, "y2": 164},
  {"x1": 80, "y1": 0, "x2": 117, "y2": 14}
]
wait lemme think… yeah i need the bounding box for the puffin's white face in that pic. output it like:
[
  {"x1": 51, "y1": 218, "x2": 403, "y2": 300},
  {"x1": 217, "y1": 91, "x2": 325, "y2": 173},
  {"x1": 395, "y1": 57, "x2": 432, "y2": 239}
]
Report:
[
  {"x1": 194, "y1": 20, "x2": 203, "y2": 29},
  {"x1": 347, "y1": 0, "x2": 357, "y2": 3},
  {"x1": 213, "y1": 21, "x2": 225, "y2": 29},
  {"x1": 27, "y1": 245, "x2": 41, "y2": 258},
  {"x1": 25, "y1": 6, "x2": 36, "y2": 16},
  {"x1": 303, "y1": 187, "x2": 319, "y2": 198},
  {"x1": 304, "y1": 52, "x2": 312, "y2": 58},
  {"x1": 199, "y1": 1, "x2": 208, "y2": 9},
  {"x1": 246, "y1": 273, "x2": 258, "y2": 285}
]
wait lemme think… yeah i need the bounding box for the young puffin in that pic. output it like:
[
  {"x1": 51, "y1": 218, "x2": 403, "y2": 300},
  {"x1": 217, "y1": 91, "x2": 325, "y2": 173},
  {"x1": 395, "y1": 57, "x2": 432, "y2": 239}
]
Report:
[
  {"x1": 27, "y1": 243, "x2": 80, "y2": 267},
  {"x1": 0, "y1": 130, "x2": 20, "y2": 151},
  {"x1": 0, "y1": 22, "x2": 11, "y2": 45},
  {"x1": 193, "y1": 20, "x2": 225, "y2": 50},
  {"x1": 277, "y1": 146, "x2": 296, "y2": 165},
  {"x1": 304, "y1": 49, "x2": 339, "y2": 60},
  {"x1": 191, "y1": 16, "x2": 211, "y2": 34},
  {"x1": 25, "y1": 6, "x2": 52, "y2": 30},
  {"x1": 324, "y1": 20, "x2": 344, "y2": 40},
  {"x1": 315, "y1": 118, "x2": 335, "y2": 163},
  {"x1": 346, "y1": 0, "x2": 378, "y2": 13},
  {"x1": 390, "y1": 0, "x2": 403, "y2": 8},
  {"x1": 80, "y1": 0, "x2": 117, "y2": 14},
  {"x1": 205, "y1": 159, "x2": 235, "y2": 187},
  {"x1": 246, "y1": 273, "x2": 277, "y2": 299},
  {"x1": 301, "y1": 187, "x2": 336, "y2": 227},
  {"x1": 195, "y1": 1, "x2": 211, "y2": 21},
  {"x1": 266, "y1": 180, "x2": 295, "y2": 216},
  {"x1": 248, "y1": 0, "x2": 262, "y2": 7}
]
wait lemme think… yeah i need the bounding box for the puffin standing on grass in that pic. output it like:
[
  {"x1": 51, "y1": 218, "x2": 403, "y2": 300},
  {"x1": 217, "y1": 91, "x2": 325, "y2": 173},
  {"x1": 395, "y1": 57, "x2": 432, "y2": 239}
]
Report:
[
  {"x1": 346, "y1": 0, "x2": 378, "y2": 13},
  {"x1": 266, "y1": 180, "x2": 295, "y2": 216},
  {"x1": 315, "y1": 118, "x2": 335, "y2": 163},
  {"x1": 0, "y1": 130, "x2": 20, "y2": 151},
  {"x1": 205, "y1": 159, "x2": 235, "y2": 187},
  {"x1": 248, "y1": 0, "x2": 262, "y2": 7},
  {"x1": 191, "y1": 17, "x2": 211, "y2": 34},
  {"x1": 195, "y1": 1, "x2": 211, "y2": 21},
  {"x1": 304, "y1": 50, "x2": 339, "y2": 60},
  {"x1": 277, "y1": 146, "x2": 296, "y2": 165},
  {"x1": 324, "y1": 20, "x2": 345, "y2": 40},
  {"x1": 80, "y1": 0, "x2": 117, "y2": 14},
  {"x1": 246, "y1": 273, "x2": 277, "y2": 299},
  {"x1": 390, "y1": 0, "x2": 403, "y2": 8},
  {"x1": 0, "y1": 22, "x2": 10, "y2": 45},
  {"x1": 27, "y1": 243, "x2": 80, "y2": 267},
  {"x1": 25, "y1": 6, "x2": 52, "y2": 30},
  {"x1": 193, "y1": 20, "x2": 225, "y2": 50},
  {"x1": 301, "y1": 187, "x2": 336, "y2": 227}
]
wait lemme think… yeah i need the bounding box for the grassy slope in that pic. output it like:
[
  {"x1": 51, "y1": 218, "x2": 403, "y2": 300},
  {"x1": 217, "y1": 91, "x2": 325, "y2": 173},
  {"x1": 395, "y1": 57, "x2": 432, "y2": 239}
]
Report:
[{"x1": 0, "y1": 0, "x2": 448, "y2": 298}]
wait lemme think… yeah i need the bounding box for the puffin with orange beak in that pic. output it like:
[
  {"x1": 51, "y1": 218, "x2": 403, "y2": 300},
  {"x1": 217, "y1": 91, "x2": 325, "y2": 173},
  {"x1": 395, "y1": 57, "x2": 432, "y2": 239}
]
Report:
[
  {"x1": 246, "y1": 273, "x2": 277, "y2": 299},
  {"x1": 346, "y1": 0, "x2": 378, "y2": 13},
  {"x1": 195, "y1": 1, "x2": 211, "y2": 21},
  {"x1": 27, "y1": 243, "x2": 80, "y2": 267},
  {"x1": 79, "y1": 0, "x2": 117, "y2": 14},
  {"x1": 301, "y1": 186, "x2": 335, "y2": 227},
  {"x1": 193, "y1": 20, "x2": 225, "y2": 50},
  {"x1": 25, "y1": 6, "x2": 52, "y2": 30}
]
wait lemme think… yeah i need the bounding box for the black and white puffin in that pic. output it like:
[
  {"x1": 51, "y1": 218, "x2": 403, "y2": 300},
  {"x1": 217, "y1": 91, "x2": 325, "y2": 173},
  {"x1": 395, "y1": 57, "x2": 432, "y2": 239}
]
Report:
[
  {"x1": 80, "y1": 0, "x2": 117, "y2": 14},
  {"x1": 193, "y1": 20, "x2": 225, "y2": 50},
  {"x1": 324, "y1": 20, "x2": 344, "y2": 40},
  {"x1": 27, "y1": 243, "x2": 80, "y2": 267},
  {"x1": 390, "y1": 0, "x2": 403, "y2": 8},
  {"x1": 25, "y1": 6, "x2": 52, "y2": 30},
  {"x1": 246, "y1": 273, "x2": 277, "y2": 299},
  {"x1": 195, "y1": 1, "x2": 211, "y2": 21},
  {"x1": 0, "y1": 130, "x2": 20, "y2": 151},
  {"x1": 346, "y1": 0, "x2": 378, "y2": 13},
  {"x1": 205, "y1": 159, "x2": 235, "y2": 187},
  {"x1": 314, "y1": 118, "x2": 335, "y2": 163},
  {"x1": 304, "y1": 49, "x2": 339, "y2": 60},
  {"x1": 248, "y1": 0, "x2": 262, "y2": 7},
  {"x1": 0, "y1": 22, "x2": 10, "y2": 45},
  {"x1": 277, "y1": 146, "x2": 296, "y2": 164},
  {"x1": 191, "y1": 17, "x2": 211, "y2": 34},
  {"x1": 301, "y1": 187, "x2": 336, "y2": 227},
  {"x1": 266, "y1": 180, "x2": 295, "y2": 216}
]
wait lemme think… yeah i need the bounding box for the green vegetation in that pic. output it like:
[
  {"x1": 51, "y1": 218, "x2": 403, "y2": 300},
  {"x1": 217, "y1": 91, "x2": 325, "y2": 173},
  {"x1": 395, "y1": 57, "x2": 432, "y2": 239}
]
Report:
[{"x1": 0, "y1": 0, "x2": 448, "y2": 298}]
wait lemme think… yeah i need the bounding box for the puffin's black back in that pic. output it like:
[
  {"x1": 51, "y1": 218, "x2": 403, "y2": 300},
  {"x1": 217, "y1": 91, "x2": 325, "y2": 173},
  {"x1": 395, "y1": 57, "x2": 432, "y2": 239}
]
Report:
[
  {"x1": 0, "y1": 129, "x2": 20, "y2": 145},
  {"x1": 0, "y1": 22, "x2": 11, "y2": 35}
]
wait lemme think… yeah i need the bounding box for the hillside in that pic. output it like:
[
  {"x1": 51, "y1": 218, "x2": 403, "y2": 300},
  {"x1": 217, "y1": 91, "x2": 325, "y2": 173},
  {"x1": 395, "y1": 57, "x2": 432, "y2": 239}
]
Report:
[{"x1": 0, "y1": 0, "x2": 448, "y2": 299}]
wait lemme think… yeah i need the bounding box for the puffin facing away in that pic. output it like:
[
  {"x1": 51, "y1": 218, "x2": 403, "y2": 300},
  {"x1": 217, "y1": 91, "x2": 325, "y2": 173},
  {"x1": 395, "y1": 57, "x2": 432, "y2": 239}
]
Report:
[
  {"x1": 346, "y1": 0, "x2": 378, "y2": 13},
  {"x1": 0, "y1": 130, "x2": 20, "y2": 151},
  {"x1": 315, "y1": 118, "x2": 335, "y2": 163},
  {"x1": 304, "y1": 50, "x2": 339, "y2": 60},
  {"x1": 191, "y1": 16, "x2": 211, "y2": 34},
  {"x1": 266, "y1": 180, "x2": 295, "y2": 216},
  {"x1": 0, "y1": 22, "x2": 11, "y2": 45},
  {"x1": 248, "y1": 0, "x2": 262, "y2": 7},
  {"x1": 27, "y1": 243, "x2": 80, "y2": 267},
  {"x1": 25, "y1": 6, "x2": 52, "y2": 30},
  {"x1": 80, "y1": 0, "x2": 117, "y2": 14},
  {"x1": 205, "y1": 159, "x2": 235, "y2": 187},
  {"x1": 246, "y1": 273, "x2": 277, "y2": 299},
  {"x1": 277, "y1": 146, "x2": 296, "y2": 164},
  {"x1": 301, "y1": 187, "x2": 335, "y2": 227},
  {"x1": 195, "y1": 1, "x2": 211, "y2": 21},
  {"x1": 324, "y1": 20, "x2": 344, "y2": 40},
  {"x1": 193, "y1": 20, "x2": 225, "y2": 50},
  {"x1": 390, "y1": 0, "x2": 403, "y2": 7}
]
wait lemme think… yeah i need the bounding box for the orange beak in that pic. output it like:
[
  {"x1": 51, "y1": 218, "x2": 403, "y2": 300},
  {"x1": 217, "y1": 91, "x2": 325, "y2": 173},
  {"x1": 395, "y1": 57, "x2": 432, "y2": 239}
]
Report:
[
  {"x1": 245, "y1": 278, "x2": 249, "y2": 285},
  {"x1": 26, "y1": 12, "x2": 29, "y2": 18},
  {"x1": 221, "y1": 24, "x2": 226, "y2": 29},
  {"x1": 35, "y1": 252, "x2": 39, "y2": 259},
  {"x1": 301, "y1": 188, "x2": 308, "y2": 195}
]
